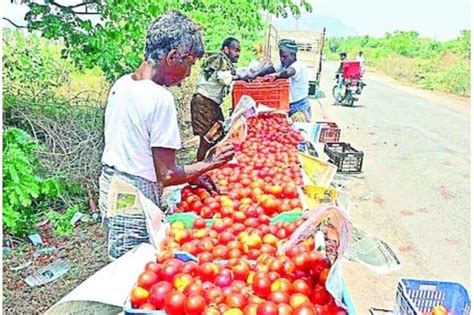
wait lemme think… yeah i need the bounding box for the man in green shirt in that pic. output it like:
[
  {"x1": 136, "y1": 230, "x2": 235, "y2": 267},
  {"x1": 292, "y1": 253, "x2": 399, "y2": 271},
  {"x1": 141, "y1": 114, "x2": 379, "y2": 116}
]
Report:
[{"x1": 191, "y1": 37, "x2": 241, "y2": 161}]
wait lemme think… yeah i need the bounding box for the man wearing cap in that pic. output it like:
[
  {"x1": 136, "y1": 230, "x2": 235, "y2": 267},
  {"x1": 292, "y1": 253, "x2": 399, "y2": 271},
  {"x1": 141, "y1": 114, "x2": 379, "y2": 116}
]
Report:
[{"x1": 252, "y1": 39, "x2": 310, "y2": 120}]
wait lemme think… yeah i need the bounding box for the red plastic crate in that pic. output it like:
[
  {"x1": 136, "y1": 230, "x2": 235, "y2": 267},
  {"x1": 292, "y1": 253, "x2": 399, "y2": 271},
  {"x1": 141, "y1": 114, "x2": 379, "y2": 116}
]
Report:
[
  {"x1": 317, "y1": 121, "x2": 341, "y2": 143},
  {"x1": 342, "y1": 61, "x2": 362, "y2": 80},
  {"x1": 232, "y1": 79, "x2": 290, "y2": 110}
]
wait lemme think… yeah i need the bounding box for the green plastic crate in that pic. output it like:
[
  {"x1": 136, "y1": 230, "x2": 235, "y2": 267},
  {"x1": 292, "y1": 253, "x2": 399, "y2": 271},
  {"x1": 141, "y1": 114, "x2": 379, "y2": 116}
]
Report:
[
  {"x1": 167, "y1": 213, "x2": 198, "y2": 228},
  {"x1": 270, "y1": 211, "x2": 303, "y2": 225}
]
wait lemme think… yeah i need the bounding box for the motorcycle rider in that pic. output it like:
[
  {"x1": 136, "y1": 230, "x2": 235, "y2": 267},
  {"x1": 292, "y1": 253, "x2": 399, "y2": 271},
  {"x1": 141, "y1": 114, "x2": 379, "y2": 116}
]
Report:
[{"x1": 335, "y1": 52, "x2": 347, "y2": 102}]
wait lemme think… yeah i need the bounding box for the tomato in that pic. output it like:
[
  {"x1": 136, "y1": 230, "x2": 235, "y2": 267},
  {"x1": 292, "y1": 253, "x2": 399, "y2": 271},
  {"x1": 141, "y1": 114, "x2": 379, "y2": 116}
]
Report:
[
  {"x1": 256, "y1": 301, "x2": 279, "y2": 315},
  {"x1": 144, "y1": 262, "x2": 161, "y2": 274},
  {"x1": 172, "y1": 273, "x2": 193, "y2": 292},
  {"x1": 199, "y1": 262, "x2": 219, "y2": 282},
  {"x1": 181, "y1": 261, "x2": 199, "y2": 276},
  {"x1": 184, "y1": 295, "x2": 207, "y2": 315},
  {"x1": 252, "y1": 276, "x2": 272, "y2": 298},
  {"x1": 268, "y1": 185, "x2": 283, "y2": 197},
  {"x1": 292, "y1": 279, "x2": 311, "y2": 296},
  {"x1": 213, "y1": 244, "x2": 229, "y2": 259},
  {"x1": 271, "y1": 278, "x2": 292, "y2": 293},
  {"x1": 319, "y1": 268, "x2": 329, "y2": 285},
  {"x1": 232, "y1": 262, "x2": 251, "y2": 281},
  {"x1": 205, "y1": 286, "x2": 224, "y2": 304},
  {"x1": 137, "y1": 271, "x2": 159, "y2": 290},
  {"x1": 181, "y1": 242, "x2": 198, "y2": 256},
  {"x1": 224, "y1": 308, "x2": 245, "y2": 315},
  {"x1": 244, "y1": 303, "x2": 259, "y2": 315},
  {"x1": 311, "y1": 259, "x2": 330, "y2": 278},
  {"x1": 292, "y1": 305, "x2": 318, "y2": 315},
  {"x1": 148, "y1": 281, "x2": 172, "y2": 308},
  {"x1": 277, "y1": 303, "x2": 293, "y2": 315},
  {"x1": 184, "y1": 282, "x2": 206, "y2": 297},
  {"x1": 130, "y1": 287, "x2": 149, "y2": 307},
  {"x1": 215, "y1": 272, "x2": 233, "y2": 288},
  {"x1": 268, "y1": 291, "x2": 290, "y2": 304},
  {"x1": 289, "y1": 293, "x2": 310, "y2": 309},
  {"x1": 160, "y1": 263, "x2": 181, "y2": 282},
  {"x1": 198, "y1": 251, "x2": 214, "y2": 263},
  {"x1": 202, "y1": 307, "x2": 222, "y2": 315},
  {"x1": 217, "y1": 303, "x2": 230, "y2": 313},
  {"x1": 310, "y1": 285, "x2": 330, "y2": 306},
  {"x1": 165, "y1": 291, "x2": 186, "y2": 315},
  {"x1": 225, "y1": 293, "x2": 247, "y2": 309},
  {"x1": 193, "y1": 218, "x2": 207, "y2": 229},
  {"x1": 431, "y1": 306, "x2": 448, "y2": 315},
  {"x1": 138, "y1": 303, "x2": 156, "y2": 310}
]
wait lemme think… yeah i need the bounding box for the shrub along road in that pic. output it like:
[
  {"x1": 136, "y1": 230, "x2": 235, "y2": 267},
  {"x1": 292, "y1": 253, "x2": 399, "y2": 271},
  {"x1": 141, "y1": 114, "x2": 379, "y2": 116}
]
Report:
[{"x1": 312, "y1": 61, "x2": 470, "y2": 312}]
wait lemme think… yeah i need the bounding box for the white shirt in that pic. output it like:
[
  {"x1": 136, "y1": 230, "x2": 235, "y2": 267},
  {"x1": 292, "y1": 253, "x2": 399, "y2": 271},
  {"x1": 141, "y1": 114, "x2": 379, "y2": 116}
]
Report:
[
  {"x1": 196, "y1": 70, "x2": 233, "y2": 104},
  {"x1": 274, "y1": 60, "x2": 309, "y2": 103},
  {"x1": 101, "y1": 74, "x2": 182, "y2": 182}
]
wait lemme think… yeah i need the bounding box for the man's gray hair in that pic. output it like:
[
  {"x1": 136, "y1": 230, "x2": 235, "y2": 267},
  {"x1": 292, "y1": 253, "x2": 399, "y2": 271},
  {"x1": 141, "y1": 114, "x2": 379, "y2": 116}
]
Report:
[{"x1": 144, "y1": 10, "x2": 205, "y2": 66}]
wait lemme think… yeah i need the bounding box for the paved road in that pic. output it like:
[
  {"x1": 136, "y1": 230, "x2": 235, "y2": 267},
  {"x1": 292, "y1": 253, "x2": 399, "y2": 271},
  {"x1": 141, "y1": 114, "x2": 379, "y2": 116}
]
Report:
[{"x1": 310, "y1": 62, "x2": 470, "y2": 312}]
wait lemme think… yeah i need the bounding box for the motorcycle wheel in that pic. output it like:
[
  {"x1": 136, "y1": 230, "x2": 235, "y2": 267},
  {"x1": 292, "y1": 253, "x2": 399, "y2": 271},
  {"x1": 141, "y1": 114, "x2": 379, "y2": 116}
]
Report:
[{"x1": 332, "y1": 85, "x2": 343, "y2": 104}]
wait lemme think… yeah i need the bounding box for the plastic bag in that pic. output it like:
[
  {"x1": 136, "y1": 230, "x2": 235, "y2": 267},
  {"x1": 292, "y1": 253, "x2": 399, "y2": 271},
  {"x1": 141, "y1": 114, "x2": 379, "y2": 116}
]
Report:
[
  {"x1": 105, "y1": 177, "x2": 167, "y2": 260},
  {"x1": 278, "y1": 205, "x2": 351, "y2": 309}
]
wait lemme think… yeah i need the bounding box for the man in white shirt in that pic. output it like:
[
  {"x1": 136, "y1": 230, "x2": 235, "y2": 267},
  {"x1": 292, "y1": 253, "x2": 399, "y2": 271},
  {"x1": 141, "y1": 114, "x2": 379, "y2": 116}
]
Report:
[
  {"x1": 251, "y1": 39, "x2": 311, "y2": 121},
  {"x1": 355, "y1": 51, "x2": 365, "y2": 75},
  {"x1": 100, "y1": 11, "x2": 234, "y2": 259}
]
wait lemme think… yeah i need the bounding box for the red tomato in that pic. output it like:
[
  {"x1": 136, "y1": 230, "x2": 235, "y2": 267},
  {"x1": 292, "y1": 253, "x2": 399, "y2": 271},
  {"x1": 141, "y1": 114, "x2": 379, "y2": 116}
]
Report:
[
  {"x1": 193, "y1": 218, "x2": 207, "y2": 229},
  {"x1": 165, "y1": 291, "x2": 186, "y2": 315},
  {"x1": 310, "y1": 285, "x2": 330, "y2": 306},
  {"x1": 149, "y1": 281, "x2": 173, "y2": 308},
  {"x1": 184, "y1": 282, "x2": 205, "y2": 297},
  {"x1": 292, "y1": 305, "x2": 318, "y2": 315},
  {"x1": 242, "y1": 304, "x2": 257, "y2": 315},
  {"x1": 144, "y1": 262, "x2": 161, "y2": 274},
  {"x1": 292, "y1": 279, "x2": 311, "y2": 296},
  {"x1": 199, "y1": 262, "x2": 219, "y2": 282},
  {"x1": 256, "y1": 301, "x2": 279, "y2": 315},
  {"x1": 252, "y1": 276, "x2": 272, "y2": 298},
  {"x1": 130, "y1": 287, "x2": 149, "y2": 307},
  {"x1": 268, "y1": 291, "x2": 290, "y2": 304},
  {"x1": 277, "y1": 303, "x2": 293, "y2": 315},
  {"x1": 205, "y1": 286, "x2": 224, "y2": 304},
  {"x1": 184, "y1": 295, "x2": 207, "y2": 315},
  {"x1": 232, "y1": 262, "x2": 251, "y2": 281},
  {"x1": 225, "y1": 293, "x2": 247, "y2": 309},
  {"x1": 137, "y1": 271, "x2": 159, "y2": 290},
  {"x1": 138, "y1": 303, "x2": 156, "y2": 310}
]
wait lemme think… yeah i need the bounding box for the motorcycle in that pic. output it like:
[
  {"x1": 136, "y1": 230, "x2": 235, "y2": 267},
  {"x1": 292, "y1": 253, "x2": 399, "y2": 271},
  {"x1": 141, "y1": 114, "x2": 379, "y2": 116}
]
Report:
[{"x1": 332, "y1": 61, "x2": 365, "y2": 106}]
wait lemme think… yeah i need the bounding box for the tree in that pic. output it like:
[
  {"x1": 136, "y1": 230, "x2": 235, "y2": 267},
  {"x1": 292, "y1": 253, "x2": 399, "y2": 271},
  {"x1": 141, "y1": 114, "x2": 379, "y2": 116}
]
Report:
[{"x1": 22, "y1": 0, "x2": 312, "y2": 81}]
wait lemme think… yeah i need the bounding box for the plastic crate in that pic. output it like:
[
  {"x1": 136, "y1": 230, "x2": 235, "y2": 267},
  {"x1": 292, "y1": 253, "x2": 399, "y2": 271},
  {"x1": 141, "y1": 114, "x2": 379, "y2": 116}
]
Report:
[
  {"x1": 270, "y1": 210, "x2": 303, "y2": 225},
  {"x1": 317, "y1": 121, "x2": 341, "y2": 143},
  {"x1": 395, "y1": 278, "x2": 471, "y2": 315},
  {"x1": 167, "y1": 213, "x2": 198, "y2": 228},
  {"x1": 324, "y1": 142, "x2": 364, "y2": 173},
  {"x1": 342, "y1": 61, "x2": 362, "y2": 80},
  {"x1": 232, "y1": 79, "x2": 290, "y2": 111}
]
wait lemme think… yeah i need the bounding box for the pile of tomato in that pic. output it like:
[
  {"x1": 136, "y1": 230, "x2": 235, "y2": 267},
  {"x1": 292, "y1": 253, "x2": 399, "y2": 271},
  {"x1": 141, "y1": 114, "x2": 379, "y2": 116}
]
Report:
[{"x1": 129, "y1": 113, "x2": 348, "y2": 315}]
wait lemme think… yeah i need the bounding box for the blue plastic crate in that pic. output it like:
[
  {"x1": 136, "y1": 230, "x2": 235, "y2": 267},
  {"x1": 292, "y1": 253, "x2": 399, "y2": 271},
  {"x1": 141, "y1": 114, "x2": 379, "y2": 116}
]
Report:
[{"x1": 395, "y1": 278, "x2": 471, "y2": 315}]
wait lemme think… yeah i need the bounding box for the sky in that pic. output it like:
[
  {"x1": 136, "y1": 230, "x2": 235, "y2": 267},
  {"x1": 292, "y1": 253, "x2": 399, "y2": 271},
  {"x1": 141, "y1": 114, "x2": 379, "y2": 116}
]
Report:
[
  {"x1": 3, "y1": 0, "x2": 472, "y2": 40},
  {"x1": 275, "y1": 0, "x2": 471, "y2": 40}
]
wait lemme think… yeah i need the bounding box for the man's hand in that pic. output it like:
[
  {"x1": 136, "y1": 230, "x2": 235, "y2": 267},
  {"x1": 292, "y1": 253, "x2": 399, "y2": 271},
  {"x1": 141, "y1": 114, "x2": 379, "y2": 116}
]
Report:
[
  {"x1": 208, "y1": 141, "x2": 235, "y2": 168},
  {"x1": 191, "y1": 174, "x2": 219, "y2": 194},
  {"x1": 261, "y1": 73, "x2": 278, "y2": 82}
]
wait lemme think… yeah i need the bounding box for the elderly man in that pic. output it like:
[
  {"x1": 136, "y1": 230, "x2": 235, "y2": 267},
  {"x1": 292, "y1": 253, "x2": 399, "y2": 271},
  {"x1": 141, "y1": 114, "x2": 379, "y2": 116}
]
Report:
[
  {"x1": 191, "y1": 37, "x2": 241, "y2": 161},
  {"x1": 99, "y1": 11, "x2": 234, "y2": 259},
  {"x1": 252, "y1": 39, "x2": 310, "y2": 120}
]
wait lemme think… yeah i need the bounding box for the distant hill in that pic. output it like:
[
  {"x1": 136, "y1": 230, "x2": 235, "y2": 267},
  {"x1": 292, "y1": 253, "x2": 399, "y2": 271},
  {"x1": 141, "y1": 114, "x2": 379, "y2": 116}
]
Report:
[{"x1": 272, "y1": 14, "x2": 357, "y2": 38}]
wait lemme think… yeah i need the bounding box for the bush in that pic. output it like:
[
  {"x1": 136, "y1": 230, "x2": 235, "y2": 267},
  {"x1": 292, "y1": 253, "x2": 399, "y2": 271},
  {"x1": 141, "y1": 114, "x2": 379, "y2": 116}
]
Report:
[{"x1": 3, "y1": 128, "x2": 62, "y2": 236}]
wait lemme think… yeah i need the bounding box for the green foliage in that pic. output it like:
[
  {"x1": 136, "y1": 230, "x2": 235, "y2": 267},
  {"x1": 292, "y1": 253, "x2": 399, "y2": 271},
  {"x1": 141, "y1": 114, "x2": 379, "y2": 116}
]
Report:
[
  {"x1": 47, "y1": 205, "x2": 82, "y2": 236},
  {"x1": 2, "y1": 29, "x2": 73, "y2": 101},
  {"x1": 324, "y1": 30, "x2": 471, "y2": 96},
  {"x1": 3, "y1": 128, "x2": 62, "y2": 236},
  {"x1": 24, "y1": 0, "x2": 311, "y2": 81}
]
